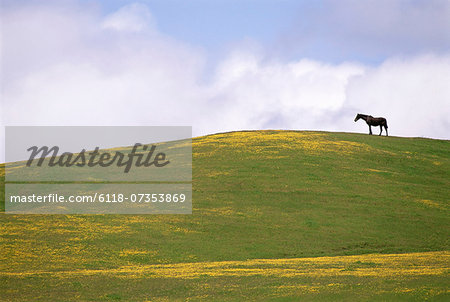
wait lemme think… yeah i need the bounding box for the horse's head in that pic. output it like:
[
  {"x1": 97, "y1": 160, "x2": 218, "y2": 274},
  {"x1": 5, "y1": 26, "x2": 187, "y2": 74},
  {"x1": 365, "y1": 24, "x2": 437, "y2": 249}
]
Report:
[{"x1": 354, "y1": 114, "x2": 361, "y2": 122}]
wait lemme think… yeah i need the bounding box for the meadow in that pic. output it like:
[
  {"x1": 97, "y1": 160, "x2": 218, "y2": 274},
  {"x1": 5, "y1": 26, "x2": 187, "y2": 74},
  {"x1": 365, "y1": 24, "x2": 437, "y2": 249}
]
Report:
[{"x1": 1, "y1": 130, "x2": 449, "y2": 301}]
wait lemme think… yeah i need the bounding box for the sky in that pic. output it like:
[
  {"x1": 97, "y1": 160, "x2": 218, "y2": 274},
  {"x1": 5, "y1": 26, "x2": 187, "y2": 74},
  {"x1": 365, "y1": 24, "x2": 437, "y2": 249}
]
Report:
[{"x1": 1, "y1": 0, "x2": 450, "y2": 161}]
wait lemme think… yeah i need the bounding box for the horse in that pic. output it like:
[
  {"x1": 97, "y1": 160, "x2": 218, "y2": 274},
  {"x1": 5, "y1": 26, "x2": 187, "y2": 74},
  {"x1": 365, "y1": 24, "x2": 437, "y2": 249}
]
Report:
[{"x1": 354, "y1": 113, "x2": 388, "y2": 136}]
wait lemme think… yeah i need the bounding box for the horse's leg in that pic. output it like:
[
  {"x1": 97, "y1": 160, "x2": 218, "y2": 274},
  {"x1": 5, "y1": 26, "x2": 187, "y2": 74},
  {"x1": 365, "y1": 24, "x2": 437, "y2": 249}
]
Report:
[
  {"x1": 379, "y1": 126, "x2": 382, "y2": 136},
  {"x1": 385, "y1": 126, "x2": 388, "y2": 136},
  {"x1": 369, "y1": 125, "x2": 372, "y2": 135}
]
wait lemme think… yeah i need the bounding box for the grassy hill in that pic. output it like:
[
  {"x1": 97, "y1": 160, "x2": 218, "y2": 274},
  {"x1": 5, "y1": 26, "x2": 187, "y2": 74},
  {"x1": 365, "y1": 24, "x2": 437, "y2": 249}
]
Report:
[{"x1": 1, "y1": 130, "x2": 449, "y2": 300}]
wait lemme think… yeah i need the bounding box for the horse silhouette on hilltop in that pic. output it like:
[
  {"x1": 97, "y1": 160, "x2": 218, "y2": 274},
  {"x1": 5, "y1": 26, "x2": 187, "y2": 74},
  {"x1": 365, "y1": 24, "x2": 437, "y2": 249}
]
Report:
[{"x1": 354, "y1": 114, "x2": 388, "y2": 136}]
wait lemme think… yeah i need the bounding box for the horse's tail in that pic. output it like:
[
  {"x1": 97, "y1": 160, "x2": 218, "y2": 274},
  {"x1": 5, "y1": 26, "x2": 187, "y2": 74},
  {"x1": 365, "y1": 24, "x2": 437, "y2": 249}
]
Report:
[{"x1": 384, "y1": 119, "x2": 388, "y2": 128}]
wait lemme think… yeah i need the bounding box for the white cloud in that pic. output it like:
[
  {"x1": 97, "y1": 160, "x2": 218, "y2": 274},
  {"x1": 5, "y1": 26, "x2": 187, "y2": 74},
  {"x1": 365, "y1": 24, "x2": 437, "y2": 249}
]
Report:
[
  {"x1": 206, "y1": 52, "x2": 365, "y2": 132},
  {"x1": 1, "y1": 2, "x2": 449, "y2": 162},
  {"x1": 101, "y1": 3, "x2": 156, "y2": 33}
]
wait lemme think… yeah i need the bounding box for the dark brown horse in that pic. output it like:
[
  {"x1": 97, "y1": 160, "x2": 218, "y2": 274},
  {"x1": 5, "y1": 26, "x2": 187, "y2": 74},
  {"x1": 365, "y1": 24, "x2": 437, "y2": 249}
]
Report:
[{"x1": 354, "y1": 113, "x2": 388, "y2": 136}]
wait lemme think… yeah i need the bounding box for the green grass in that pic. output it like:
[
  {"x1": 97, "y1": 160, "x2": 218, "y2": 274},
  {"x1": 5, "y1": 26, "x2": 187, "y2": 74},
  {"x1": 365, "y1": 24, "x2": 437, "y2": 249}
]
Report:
[{"x1": 1, "y1": 130, "x2": 449, "y2": 301}]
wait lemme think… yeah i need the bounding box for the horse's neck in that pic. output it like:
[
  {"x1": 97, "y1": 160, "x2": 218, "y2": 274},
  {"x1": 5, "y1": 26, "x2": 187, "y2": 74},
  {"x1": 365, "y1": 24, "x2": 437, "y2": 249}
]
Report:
[{"x1": 360, "y1": 114, "x2": 369, "y2": 121}]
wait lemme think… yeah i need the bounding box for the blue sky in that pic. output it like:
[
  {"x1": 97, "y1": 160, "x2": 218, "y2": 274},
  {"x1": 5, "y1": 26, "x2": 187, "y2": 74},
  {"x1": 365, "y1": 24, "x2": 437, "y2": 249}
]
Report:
[
  {"x1": 94, "y1": 0, "x2": 303, "y2": 49},
  {"x1": 87, "y1": 0, "x2": 450, "y2": 64},
  {"x1": 1, "y1": 0, "x2": 450, "y2": 161},
  {"x1": 3, "y1": 0, "x2": 449, "y2": 62}
]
